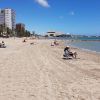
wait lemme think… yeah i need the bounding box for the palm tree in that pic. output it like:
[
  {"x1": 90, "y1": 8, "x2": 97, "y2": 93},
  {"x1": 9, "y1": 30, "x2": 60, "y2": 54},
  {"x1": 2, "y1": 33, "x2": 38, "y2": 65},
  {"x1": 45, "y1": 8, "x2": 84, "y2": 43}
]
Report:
[
  {"x1": 7, "y1": 27, "x2": 12, "y2": 37},
  {"x1": 3, "y1": 23, "x2": 7, "y2": 36},
  {"x1": 0, "y1": 24, "x2": 3, "y2": 36},
  {"x1": 0, "y1": 24, "x2": 5, "y2": 37}
]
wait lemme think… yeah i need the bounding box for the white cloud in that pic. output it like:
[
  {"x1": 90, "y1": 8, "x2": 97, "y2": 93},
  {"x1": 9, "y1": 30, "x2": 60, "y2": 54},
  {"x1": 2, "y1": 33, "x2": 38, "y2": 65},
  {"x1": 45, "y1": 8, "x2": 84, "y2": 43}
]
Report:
[
  {"x1": 35, "y1": 0, "x2": 50, "y2": 8},
  {"x1": 69, "y1": 11, "x2": 75, "y2": 16}
]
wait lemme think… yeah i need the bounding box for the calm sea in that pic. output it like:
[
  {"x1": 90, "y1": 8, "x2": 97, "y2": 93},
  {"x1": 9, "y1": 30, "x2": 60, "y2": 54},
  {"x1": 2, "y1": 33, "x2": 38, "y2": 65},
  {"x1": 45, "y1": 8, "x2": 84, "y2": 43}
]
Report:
[{"x1": 66, "y1": 37, "x2": 100, "y2": 53}]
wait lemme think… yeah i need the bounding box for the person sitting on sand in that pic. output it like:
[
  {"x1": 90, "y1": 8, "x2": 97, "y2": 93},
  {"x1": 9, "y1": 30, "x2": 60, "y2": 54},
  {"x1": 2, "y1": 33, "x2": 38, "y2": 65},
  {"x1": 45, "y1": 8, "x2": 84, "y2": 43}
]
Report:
[
  {"x1": 54, "y1": 40, "x2": 59, "y2": 45},
  {"x1": 64, "y1": 46, "x2": 77, "y2": 58},
  {"x1": 23, "y1": 39, "x2": 26, "y2": 42},
  {"x1": 2, "y1": 41, "x2": 5, "y2": 46},
  {"x1": 0, "y1": 41, "x2": 6, "y2": 48}
]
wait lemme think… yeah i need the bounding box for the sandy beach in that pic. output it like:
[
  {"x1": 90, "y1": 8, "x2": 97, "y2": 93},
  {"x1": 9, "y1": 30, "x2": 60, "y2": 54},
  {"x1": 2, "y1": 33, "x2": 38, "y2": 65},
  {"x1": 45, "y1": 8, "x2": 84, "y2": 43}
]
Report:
[{"x1": 0, "y1": 38, "x2": 100, "y2": 100}]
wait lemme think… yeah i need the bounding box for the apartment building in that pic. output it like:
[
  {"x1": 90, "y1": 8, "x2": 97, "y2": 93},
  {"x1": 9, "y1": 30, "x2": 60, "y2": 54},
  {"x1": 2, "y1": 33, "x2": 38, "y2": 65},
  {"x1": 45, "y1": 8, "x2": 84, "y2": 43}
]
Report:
[
  {"x1": 16, "y1": 23, "x2": 25, "y2": 30},
  {"x1": 0, "y1": 8, "x2": 15, "y2": 29}
]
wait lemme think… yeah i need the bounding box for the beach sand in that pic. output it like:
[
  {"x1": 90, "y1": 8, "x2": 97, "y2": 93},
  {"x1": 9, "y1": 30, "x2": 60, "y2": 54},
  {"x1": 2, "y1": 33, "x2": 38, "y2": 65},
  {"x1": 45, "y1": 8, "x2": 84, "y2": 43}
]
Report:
[{"x1": 0, "y1": 38, "x2": 100, "y2": 100}]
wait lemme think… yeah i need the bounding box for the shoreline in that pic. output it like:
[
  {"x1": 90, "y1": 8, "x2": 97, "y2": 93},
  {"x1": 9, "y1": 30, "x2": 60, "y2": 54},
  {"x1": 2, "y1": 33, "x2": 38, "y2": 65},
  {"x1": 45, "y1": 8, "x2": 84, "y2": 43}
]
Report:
[
  {"x1": 53, "y1": 39, "x2": 100, "y2": 63},
  {"x1": 56, "y1": 39, "x2": 100, "y2": 63},
  {"x1": 62, "y1": 39, "x2": 100, "y2": 53},
  {"x1": 69, "y1": 43, "x2": 100, "y2": 54}
]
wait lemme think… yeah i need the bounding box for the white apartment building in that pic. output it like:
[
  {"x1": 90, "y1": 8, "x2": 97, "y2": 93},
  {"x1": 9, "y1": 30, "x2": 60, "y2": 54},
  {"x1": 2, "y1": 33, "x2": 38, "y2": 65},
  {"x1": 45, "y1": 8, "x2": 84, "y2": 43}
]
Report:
[{"x1": 0, "y1": 8, "x2": 15, "y2": 30}]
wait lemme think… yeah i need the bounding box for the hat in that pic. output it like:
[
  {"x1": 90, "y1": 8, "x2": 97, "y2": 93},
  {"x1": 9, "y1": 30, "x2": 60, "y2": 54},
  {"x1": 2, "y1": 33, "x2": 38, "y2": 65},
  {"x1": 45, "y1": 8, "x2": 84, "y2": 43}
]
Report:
[{"x1": 66, "y1": 45, "x2": 69, "y2": 47}]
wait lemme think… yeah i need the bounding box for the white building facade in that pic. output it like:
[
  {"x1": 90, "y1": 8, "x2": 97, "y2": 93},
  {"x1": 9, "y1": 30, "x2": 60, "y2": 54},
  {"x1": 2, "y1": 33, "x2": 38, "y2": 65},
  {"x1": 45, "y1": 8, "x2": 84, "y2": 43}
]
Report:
[
  {"x1": 0, "y1": 8, "x2": 15, "y2": 30},
  {"x1": 46, "y1": 31, "x2": 63, "y2": 37}
]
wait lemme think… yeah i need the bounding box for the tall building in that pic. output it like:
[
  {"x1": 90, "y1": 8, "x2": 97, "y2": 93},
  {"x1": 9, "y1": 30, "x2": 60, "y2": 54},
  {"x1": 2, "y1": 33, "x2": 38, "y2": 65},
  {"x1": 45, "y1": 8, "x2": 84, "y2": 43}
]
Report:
[
  {"x1": 16, "y1": 23, "x2": 25, "y2": 30},
  {"x1": 0, "y1": 8, "x2": 15, "y2": 30},
  {"x1": 16, "y1": 23, "x2": 25, "y2": 37}
]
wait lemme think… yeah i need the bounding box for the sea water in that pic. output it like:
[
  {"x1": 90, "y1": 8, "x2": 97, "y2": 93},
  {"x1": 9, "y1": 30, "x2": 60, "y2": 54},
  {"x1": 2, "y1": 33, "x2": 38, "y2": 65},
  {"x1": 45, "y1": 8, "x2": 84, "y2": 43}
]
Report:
[
  {"x1": 48, "y1": 37, "x2": 100, "y2": 52},
  {"x1": 68, "y1": 41, "x2": 100, "y2": 52},
  {"x1": 66, "y1": 37, "x2": 100, "y2": 53}
]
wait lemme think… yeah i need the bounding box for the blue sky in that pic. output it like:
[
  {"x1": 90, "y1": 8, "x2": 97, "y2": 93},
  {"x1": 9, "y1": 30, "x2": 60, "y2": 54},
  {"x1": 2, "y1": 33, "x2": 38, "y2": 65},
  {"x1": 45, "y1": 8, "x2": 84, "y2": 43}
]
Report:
[{"x1": 0, "y1": 0, "x2": 100, "y2": 35}]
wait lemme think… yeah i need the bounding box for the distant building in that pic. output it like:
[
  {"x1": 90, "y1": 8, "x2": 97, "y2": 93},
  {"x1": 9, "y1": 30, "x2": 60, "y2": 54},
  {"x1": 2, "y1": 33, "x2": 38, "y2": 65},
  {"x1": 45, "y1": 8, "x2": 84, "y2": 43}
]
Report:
[
  {"x1": 46, "y1": 31, "x2": 63, "y2": 37},
  {"x1": 16, "y1": 23, "x2": 25, "y2": 30},
  {"x1": 0, "y1": 8, "x2": 15, "y2": 29}
]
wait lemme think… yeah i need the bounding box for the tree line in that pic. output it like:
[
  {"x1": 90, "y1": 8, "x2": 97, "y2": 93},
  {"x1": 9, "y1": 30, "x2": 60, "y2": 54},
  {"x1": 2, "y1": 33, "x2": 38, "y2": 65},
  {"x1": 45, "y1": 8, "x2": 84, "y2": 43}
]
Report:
[{"x1": 0, "y1": 23, "x2": 31, "y2": 37}]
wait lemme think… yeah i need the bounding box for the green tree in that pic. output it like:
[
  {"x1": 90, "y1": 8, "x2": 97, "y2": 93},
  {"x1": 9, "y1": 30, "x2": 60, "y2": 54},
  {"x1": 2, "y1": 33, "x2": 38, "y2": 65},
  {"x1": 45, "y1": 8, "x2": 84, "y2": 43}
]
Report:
[
  {"x1": 0, "y1": 24, "x2": 3, "y2": 36},
  {"x1": 16, "y1": 28, "x2": 31, "y2": 37},
  {"x1": 25, "y1": 30, "x2": 30, "y2": 37},
  {"x1": 7, "y1": 27, "x2": 13, "y2": 36}
]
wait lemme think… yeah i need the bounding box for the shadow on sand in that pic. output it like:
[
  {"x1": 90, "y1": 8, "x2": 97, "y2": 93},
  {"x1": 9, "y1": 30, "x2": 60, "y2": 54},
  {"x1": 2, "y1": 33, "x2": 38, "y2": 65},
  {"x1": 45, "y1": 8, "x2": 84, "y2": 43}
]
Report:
[{"x1": 62, "y1": 57, "x2": 80, "y2": 60}]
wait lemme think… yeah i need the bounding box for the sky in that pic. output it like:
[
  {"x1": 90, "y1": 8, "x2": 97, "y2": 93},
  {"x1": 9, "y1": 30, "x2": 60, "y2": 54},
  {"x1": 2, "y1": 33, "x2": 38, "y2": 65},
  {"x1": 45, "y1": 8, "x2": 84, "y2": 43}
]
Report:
[{"x1": 0, "y1": 0, "x2": 100, "y2": 35}]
